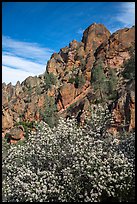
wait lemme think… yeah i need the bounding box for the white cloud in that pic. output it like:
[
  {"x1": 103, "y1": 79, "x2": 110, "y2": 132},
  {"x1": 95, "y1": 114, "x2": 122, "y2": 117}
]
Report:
[
  {"x1": 116, "y1": 2, "x2": 135, "y2": 27},
  {"x1": 2, "y1": 54, "x2": 46, "y2": 74},
  {"x1": 77, "y1": 28, "x2": 84, "y2": 35},
  {"x1": 2, "y1": 65, "x2": 36, "y2": 85},
  {"x1": 2, "y1": 36, "x2": 54, "y2": 85},
  {"x1": 2, "y1": 36, "x2": 54, "y2": 64}
]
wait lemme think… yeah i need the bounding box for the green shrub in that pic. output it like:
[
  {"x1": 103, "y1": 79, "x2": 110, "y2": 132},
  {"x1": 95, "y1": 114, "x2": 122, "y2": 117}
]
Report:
[
  {"x1": 68, "y1": 77, "x2": 75, "y2": 84},
  {"x1": 91, "y1": 63, "x2": 118, "y2": 103},
  {"x1": 15, "y1": 121, "x2": 35, "y2": 139},
  {"x1": 67, "y1": 101, "x2": 77, "y2": 111},
  {"x1": 122, "y1": 46, "x2": 135, "y2": 80},
  {"x1": 44, "y1": 72, "x2": 57, "y2": 90},
  {"x1": 69, "y1": 75, "x2": 86, "y2": 88},
  {"x1": 27, "y1": 85, "x2": 32, "y2": 95},
  {"x1": 40, "y1": 95, "x2": 58, "y2": 128},
  {"x1": 35, "y1": 86, "x2": 41, "y2": 95},
  {"x1": 80, "y1": 59, "x2": 86, "y2": 71}
]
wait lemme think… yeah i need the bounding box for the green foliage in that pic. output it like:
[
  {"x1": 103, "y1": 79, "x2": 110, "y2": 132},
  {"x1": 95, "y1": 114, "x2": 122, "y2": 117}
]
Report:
[
  {"x1": 107, "y1": 91, "x2": 117, "y2": 100},
  {"x1": 91, "y1": 62, "x2": 108, "y2": 102},
  {"x1": 27, "y1": 85, "x2": 32, "y2": 95},
  {"x1": 107, "y1": 69, "x2": 117, "y2": 93},
  {"x1": 4, "y1": 133, "x2": 11, "y2": 143},
  {"x1": 106, "y1": 69, "x2": 118, "y2": 100},
  {"x1": 67, "y1": 101, "x2": 77, "y2": 111},
  {"x1": 68, "y1": 77, "x2": 75, "y2": 84},
  {"x1": 91, "y1": 63, "x2": 118, "y2": 103},
  {"x1": 44, "y1": 72, "x2": 57, "y2": 90},
  {"x1": 35, "y1": 86, "x2": 41, "y2": 95},
  {"x1": 15, "y1": 121, "x2": 35, "y2": 139},
  {"x1": 80, "y1": 59, "x2": 86, "y2": 71},
  {"x1": 2, "y1": 138, "x2": 11, "y2": 161},
  {"x1": 40, "y1": 95, "x2": 58, "y2": 127},
  {"x1": 69, "y1": 75, "x2": 86, "y2": 88},
  {"x1": 122, "y1": 47, "x2": 135, "y2": 80}
]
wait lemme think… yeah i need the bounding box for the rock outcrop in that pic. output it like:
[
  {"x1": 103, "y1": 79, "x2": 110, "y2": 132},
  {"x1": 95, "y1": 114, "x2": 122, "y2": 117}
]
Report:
[
  {"x1": 2, "y1": 23, "x2": 135, "y2": 142},
  {"x1": 82, "y1": 23, "x2": 111, "y2": 53},
  {"x1": 6, "y1": 125, "x2": 25, "y2": 144},
  {"x1": 94, "y1": 26, "x2": 135, "y2": 73}
]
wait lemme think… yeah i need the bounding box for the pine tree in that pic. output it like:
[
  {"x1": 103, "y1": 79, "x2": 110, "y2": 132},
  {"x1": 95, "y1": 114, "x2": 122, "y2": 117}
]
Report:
[
  {"x1": 106, "y1": 68, "x2": 118, "y2": 100},
  {"x1": 122, "y1": 46, "x2": 135, "y2": 81},
  {"x1": 91, "y1": 62, "x2": 107, "y2": 102},
  {"x1": 44, "y1": 72, "x2": 57, "y2": 90},
  {"x1": 41, "y1": 96, "x2": 58, "y2": 127}
]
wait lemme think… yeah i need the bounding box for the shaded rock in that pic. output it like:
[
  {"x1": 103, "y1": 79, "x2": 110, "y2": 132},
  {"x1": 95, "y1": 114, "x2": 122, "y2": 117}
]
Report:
[
  {"x1": 59, "y1": 46, "x2": 69, "y2": 63},
  {"x1": 6, "y1": 125, "x2": 25, "y2": 144},
  {"x1": 21, "y1": 76, "x2": 41, "y2": 88},
  {"x1": 111, "y1": 85, "x2": 135, "y2": 133},
  {"x1": 2, "y1": 108, "x2": 14, "y2": 131},
  {"x1": 47, "y1": 53, "x2": 65, "y2": 77},
  {"x1": 8, "y1": 125, "x2": 24, "y2": 140},
  {"x1": 12, "y1": 98, "x2": 26, "y2": 115},
  {"x1": 15, "y1": 81, "x2": 22, "y2": 96}
]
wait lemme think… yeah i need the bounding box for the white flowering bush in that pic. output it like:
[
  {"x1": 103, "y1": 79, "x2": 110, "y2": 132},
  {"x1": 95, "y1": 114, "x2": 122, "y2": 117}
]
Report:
[
  {"x1": 86, "y1": 104, "x2": 113, "y2": 138},
  {"x1": 2, "y1": 107, "x2": 135, "y2": 202}
]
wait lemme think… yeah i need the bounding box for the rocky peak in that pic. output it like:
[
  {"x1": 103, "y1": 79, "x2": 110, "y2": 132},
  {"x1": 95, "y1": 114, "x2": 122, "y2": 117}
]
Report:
[
  {"x1": 94, "y1": 25, "x2": 135, "y2": 75},
  {"x1": 82, "y1": 23, "x2": 111, "y2": 53}
]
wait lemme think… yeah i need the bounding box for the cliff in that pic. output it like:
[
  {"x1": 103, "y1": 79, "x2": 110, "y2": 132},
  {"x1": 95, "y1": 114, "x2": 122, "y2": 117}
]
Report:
[{"x1": 2, "y1": 23, "x2": 135, "y2": 143}]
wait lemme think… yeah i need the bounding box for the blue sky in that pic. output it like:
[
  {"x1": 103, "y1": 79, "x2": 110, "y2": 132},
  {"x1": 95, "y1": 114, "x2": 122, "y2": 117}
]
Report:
[{"x1": 2, "y1": 2, "x2": 135, "y2": 85}]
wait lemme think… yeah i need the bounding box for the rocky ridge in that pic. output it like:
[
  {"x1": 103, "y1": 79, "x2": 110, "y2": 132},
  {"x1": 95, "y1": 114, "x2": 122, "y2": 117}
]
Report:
[{"x1": 2, "y1": 23, "x2": 135, "y2": 143}]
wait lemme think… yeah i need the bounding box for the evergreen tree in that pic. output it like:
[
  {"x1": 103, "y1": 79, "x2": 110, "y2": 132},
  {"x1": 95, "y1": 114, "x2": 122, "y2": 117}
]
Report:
[
  {"x1": 122, "y1": 46, "x2": 135, "y2": 80},
  {"x1": 106, "y1": 69, "x2": 118, "y2": 100},
  {"x1": 44, "y1": 72, "x2": 57, "y2": 90},
  {"x1": 91, "y1": 63, "x2": 107, "y2": 102},
  {"x1": 41, "y1": 95, "x2": 58, "y2": 127}
]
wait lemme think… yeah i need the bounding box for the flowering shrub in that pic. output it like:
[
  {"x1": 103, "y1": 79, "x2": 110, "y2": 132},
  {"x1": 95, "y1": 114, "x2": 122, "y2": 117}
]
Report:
[
  {"x1": 2, "y1": 108, "x2": 135, "y2": 202},
  {"x1": 86, "y1": 104, "x2": 113, "y2": 138}
]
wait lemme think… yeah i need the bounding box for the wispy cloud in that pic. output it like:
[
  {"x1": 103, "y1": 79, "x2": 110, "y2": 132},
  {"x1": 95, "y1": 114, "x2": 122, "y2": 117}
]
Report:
[
  {"x1": 77, "y1": 28, "x2": 84, "y2": 35},
  {"x1": 2, "y1": 65, "x2": 36, "y2": 85},
  {"x1": 2, "y1": 36, "x2": 54, "y2": 64},
  {"x1": 107, "y1": 2, "x2": 135, "y2": 34},
  {"x1": 2, "y1": 36, "x2": 54, "y2": 85},
  {"x1": 116, "y1": 2, "x2": 135, "y2": 27},
  {"x1": 2, "y1": 54, "x2": 45, "y2": 74}
]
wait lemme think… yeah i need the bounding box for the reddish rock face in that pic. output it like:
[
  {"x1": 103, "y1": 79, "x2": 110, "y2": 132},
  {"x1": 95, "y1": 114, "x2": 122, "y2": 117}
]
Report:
[
  {"x1": 47, "y1": 54, "x2": 64, "y2": 76},
  {"x1": 95, "y1": 26, "x2": 135, "y2": 72},
  {"x1": 129, "y1": 100, "x2": 135, "y2": 131},
  {"x1": 82, "y1": 23, "x2": 111, "y2": 53},
  {"x1": 2, "y1": 108, "x2": 14, "y2": 131},
  {"x1": 111, "y1": 86, "x2": 135, "y2": 133},
  {"x1": 2, "y1": 23, "x2": 135, "y2": 141},
  {"x1": 60, "y1": 83, "x2": 76, "y2": 108}
]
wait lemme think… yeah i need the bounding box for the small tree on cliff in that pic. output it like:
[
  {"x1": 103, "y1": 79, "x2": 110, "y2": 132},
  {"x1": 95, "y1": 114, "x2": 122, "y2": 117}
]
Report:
[
  {"x1": 91, "y1": 63, "x2": 118, "y2": 102},
  {"x1": 106, "y1": 68, "x2": 118, "y2": 100},
  {"x1": 44, "y1": 72, "x2": 57, "y2": 90},
  {"x1": 91, "y1": 63, "x2": 107, "y2": 103},
  {"x1": 122, "y1": 46, "x2": 135, "y2": 81},
  {"x1": 40, "y1": 95, "x2": 58, "y2": 127}
]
